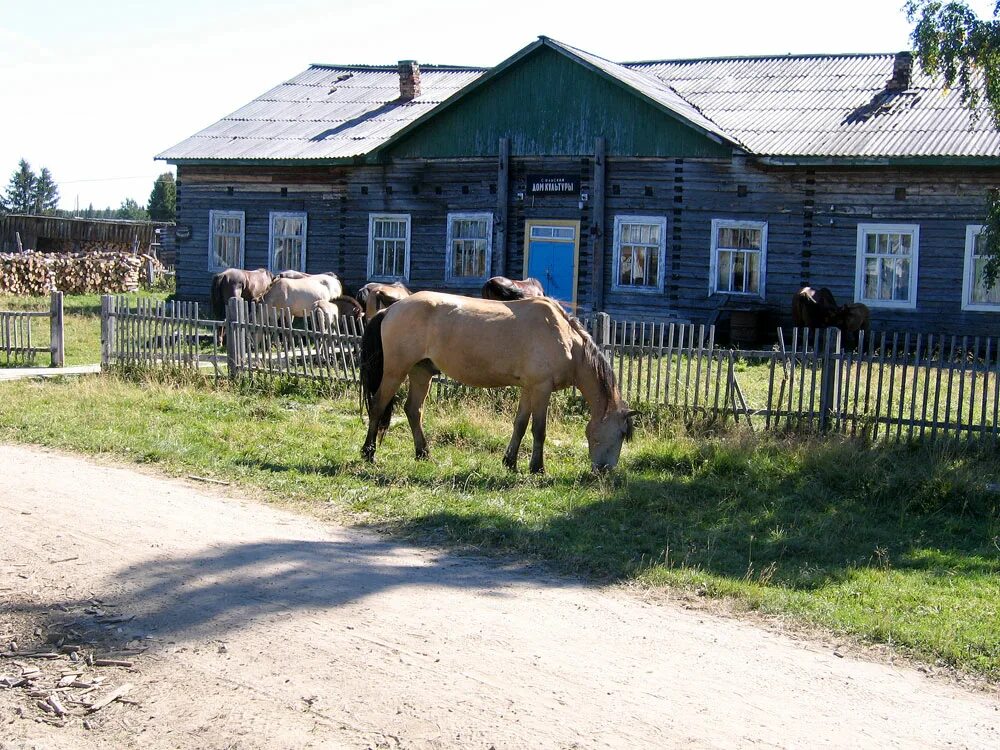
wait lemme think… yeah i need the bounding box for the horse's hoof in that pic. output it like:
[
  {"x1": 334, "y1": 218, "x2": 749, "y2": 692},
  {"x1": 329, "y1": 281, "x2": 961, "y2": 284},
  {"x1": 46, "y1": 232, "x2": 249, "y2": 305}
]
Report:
[
  {"x1": 529, "y1": 464, "x2": 545, "y2": 475},
  {"x1": 502, "y1": 454, "x2": 517, "y2": 471},
  {"x1": 361, "y1": 445, "x2": 376, "y2": 462},
  {"x1": 415, "y1": 448, "x2": 430, "y2": 460}
]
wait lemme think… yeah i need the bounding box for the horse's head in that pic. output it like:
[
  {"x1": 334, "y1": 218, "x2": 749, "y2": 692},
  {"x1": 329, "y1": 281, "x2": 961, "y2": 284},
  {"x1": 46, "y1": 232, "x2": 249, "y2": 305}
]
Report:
[{"x1": 586, "y1": 406, "x2": 636, "y2": 472}]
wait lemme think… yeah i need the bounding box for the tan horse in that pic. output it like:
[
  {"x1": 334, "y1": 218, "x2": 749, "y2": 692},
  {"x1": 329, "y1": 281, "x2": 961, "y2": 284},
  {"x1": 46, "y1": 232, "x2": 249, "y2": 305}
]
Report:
[
  {"x1": 355, "y1": 282, "x2": 411, "y2": 321},
  {"x1": 312, "y1": 296, "x2": 364, "y2": 331},
  {"x1": 360, "y1": 292, "x2": 635, "y2": 473},
  {"x1": 261, "y1": 275, "x2": 343, "y2": 318}
]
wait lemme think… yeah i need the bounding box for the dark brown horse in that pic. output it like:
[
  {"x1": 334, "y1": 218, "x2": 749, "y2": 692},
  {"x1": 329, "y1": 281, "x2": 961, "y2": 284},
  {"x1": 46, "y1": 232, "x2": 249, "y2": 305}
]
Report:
[
  {"x1": 313, "y1": 295, "x2": 364, "y2": 330},
  {"x1": 210, "y1": 268, "x2": 274, "y2": 321},
  {"x1": 355, "y1": 282, "x2": 411, "y2": 321},
  {"x1": 481, "y1": 276, "x2": 545, "y2": 301},
  {"x1": 791, "y1": 286, "x2": 838, "y2": 329},
  {"x1": 833, "y1": 303, "x2": 871, "y2": 349}
]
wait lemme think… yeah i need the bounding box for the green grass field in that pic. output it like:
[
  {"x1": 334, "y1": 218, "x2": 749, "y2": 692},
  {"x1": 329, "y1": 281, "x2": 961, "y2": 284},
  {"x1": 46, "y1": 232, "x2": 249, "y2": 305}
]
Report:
[{"x1": 0, "y1": 372, "x2": 997, "y2": 678}]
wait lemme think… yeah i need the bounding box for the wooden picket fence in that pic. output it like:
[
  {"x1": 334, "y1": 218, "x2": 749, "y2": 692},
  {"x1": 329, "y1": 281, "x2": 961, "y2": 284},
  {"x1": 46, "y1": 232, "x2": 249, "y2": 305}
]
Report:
[
  {"x1": 0, "y1": 291, "x2": 64, "y2": 367},
  {"x1": 100, "y1": 297, "x2": 999, "y2": 443}
]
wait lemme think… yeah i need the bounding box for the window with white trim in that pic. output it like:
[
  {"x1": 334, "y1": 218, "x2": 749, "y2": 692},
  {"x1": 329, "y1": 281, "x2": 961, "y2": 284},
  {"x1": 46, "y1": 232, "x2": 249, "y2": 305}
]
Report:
[
  {"x1": 269, "y1": 212, "x2": 307, "y2": 273},
  {"x1": 368, "y1": 214, "x2": 410, "y2": 281},
  {"x1": 855, "y1": 223, "x2": 919, "y2": 309},
  {"x1": 208, "y1": 210, "x2": 244, "y2": 271},
  {"x1": 612, "y1": 215, "x2": 666, "y2": 291},
  {"x1": 963, "y1": 225, "x2": 1000, "y2": 311},
  {"x1": 446, "y1": 212, "x2": 493, "y2": 282},
  {"x1": 710, "y1": 219, "x2": 767, "y2": 297}
]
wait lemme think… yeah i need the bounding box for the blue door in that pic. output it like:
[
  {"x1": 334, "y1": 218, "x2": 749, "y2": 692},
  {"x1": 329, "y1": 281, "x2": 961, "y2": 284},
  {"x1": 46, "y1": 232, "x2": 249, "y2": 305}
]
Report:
[{"x1": 526, "y1": 222, "x2": 578, "y2": 309}]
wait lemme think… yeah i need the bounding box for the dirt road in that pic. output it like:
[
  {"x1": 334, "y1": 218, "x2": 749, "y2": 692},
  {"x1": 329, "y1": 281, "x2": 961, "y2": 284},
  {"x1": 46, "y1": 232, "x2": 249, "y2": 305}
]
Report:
[{"x1": 1, "y1": 444, "x2": 997, "y2": 749}]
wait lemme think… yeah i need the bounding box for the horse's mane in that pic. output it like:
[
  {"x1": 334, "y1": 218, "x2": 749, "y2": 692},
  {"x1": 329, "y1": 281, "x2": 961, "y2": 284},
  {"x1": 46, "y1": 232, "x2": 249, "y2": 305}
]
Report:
[{"x1": 561, "y1": 311, "x2": 617, "y2": 404}]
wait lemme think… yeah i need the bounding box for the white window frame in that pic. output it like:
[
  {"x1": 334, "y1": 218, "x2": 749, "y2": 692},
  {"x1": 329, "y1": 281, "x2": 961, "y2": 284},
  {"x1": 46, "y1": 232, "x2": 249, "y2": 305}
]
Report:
[
  {"x1": 962, "y1": 224, "x2": 1000, "y2": 312},
  {"x1": 445, "y1": 212, "x2": 493, "y2": 284},
  {"x1": 367, "y1": 213, "x2": 411, "y2": 282},
  {"x1": 208, "y1": 210, "x2": 245, "y2": 272},
  {"x1": 709, "y1": 218, "x2": 767, "y2": 299},
  {"x1": 611, "y1": 215, "x2": 667, "y2": 293},
  {"x1": 268, "y1": 211, "x2": 308, "y2": 274},
  {"x1": 855, "y1": 223, "x2": 919, "y2": 310}
]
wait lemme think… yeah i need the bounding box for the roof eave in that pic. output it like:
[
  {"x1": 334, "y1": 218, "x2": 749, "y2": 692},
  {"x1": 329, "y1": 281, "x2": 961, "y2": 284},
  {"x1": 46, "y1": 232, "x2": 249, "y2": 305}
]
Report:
[{"x1": 756, "y1": 155, "x2": 1000, "y2": 167}]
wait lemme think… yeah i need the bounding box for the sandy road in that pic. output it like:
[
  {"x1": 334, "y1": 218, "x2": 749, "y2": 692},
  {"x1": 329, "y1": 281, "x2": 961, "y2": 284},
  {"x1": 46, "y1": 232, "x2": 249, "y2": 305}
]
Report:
[{"x1": 0, "y1": 443, "x2": 997, "y2": 749}]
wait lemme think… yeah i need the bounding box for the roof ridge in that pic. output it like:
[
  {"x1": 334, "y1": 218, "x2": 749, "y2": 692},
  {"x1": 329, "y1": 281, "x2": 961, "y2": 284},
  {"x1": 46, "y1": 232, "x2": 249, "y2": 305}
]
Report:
[
  {"x1": 623, "y1": 51, "x2": 897, "y2": 66},
  {"x1": 307, "y1": 63, "x2": 488, "y2": 72}
]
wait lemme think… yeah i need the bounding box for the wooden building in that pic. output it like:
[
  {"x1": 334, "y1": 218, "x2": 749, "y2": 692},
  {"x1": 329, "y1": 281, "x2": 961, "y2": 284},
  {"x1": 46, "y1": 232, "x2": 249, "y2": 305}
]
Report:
[
  {"x1": 0, "y1": 214, "x2": 172, "y2": 257},
  {"x1": 158, "y1": 37, "x2": 1000, "y2": 336}
]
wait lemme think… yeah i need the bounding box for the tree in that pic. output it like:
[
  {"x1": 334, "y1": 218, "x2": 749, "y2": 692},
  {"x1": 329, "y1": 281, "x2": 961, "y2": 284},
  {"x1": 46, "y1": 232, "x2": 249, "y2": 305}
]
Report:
[
  {"x1": 115, "y1": 198, "x2": 149, "y2": 221},
  {"x1": 906, "y1": 1, "x2": 1000, "y2": 285},
  {"x1": 32, "y1": 167, "x2": 59, "y2": 215},
  {"x1": 147, "y1": 172, "x2": 176, "y2": 222},
  {"x1": 4, "y1": 159, "x2": 37, "y2": 214}
]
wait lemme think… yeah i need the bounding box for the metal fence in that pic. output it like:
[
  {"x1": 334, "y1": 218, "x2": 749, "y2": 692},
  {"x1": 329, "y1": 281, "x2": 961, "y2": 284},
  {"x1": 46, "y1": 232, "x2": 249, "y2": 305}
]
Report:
[
  {"x1": 0, "y1": 291, "x2": 64, "y2": 367},
  {"x1": 100, "y1": 296, "x2": 999, "y2": 443}
]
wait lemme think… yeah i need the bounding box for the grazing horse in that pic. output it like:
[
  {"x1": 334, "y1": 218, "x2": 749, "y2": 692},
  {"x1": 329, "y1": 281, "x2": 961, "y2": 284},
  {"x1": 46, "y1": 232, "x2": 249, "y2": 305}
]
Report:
[
  {"x1": 261, "y1": 275, "x2": 343, "y2": 318},
  {"x1": 355, "y1": 281, "x2": 411, "y2": 321},
  {"x1": 210, "y1": 268, "x2": 274, "y2": 321},
  {"x1": 360, "y1": 291, "x2": 635, "y2": 473},
  {"x1": 276, "y1": 270, "x2": 341, "y2": 281},
  {"x1": 791, "y1": 286, "x2": 839, "y2": 329},
  {"x1": 834, "y1": 303, "x2": 871, "y2": 349},
  {"x1": 481, "y1": 276, "x2": 545, "y2": 301},
  {"x1": 312, "y1": 296, "x2": 364, "y2": 331}
]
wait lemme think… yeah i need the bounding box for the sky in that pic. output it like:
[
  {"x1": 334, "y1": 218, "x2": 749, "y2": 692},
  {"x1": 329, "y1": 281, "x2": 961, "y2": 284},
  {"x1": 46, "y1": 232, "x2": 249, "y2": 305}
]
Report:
[{"x1": 0, "y1": 0, "x2": 990, "y2": 210}]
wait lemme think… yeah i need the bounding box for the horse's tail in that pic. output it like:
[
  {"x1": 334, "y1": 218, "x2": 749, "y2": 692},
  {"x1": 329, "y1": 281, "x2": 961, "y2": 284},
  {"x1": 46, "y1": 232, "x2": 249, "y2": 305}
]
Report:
[
  {"x1": 359, "y1": 309, "x2": 393, "y2": 441},
  {"x1": 355, "y1": 284, "x2": 371, "y2": 310},
  {"x1": 210, "y1": 273, "x2": 226, "y2": 321}
]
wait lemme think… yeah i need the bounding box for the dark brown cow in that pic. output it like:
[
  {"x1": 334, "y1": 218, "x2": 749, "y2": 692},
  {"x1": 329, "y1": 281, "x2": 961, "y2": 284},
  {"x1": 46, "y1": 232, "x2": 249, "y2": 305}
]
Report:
[
  {"x1": 481, "y1": 276, "x2": 545, "y2": 301},
  {"x1": 791, "y1": 286, "x2": 839, "y2": 329}
]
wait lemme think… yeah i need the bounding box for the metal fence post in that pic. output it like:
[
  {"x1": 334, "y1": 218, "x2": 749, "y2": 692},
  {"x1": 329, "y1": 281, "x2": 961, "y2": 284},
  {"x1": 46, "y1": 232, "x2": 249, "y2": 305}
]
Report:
[{"x1": 49, "y1": 291, "x2": 64, "y2": 368}]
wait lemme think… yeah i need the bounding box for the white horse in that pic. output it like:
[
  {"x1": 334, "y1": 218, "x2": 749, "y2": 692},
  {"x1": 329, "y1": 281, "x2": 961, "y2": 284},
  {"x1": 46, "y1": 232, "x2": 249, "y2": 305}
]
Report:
[{"x1": 261, "y1": 275, "x2": 343, "y2": 318}]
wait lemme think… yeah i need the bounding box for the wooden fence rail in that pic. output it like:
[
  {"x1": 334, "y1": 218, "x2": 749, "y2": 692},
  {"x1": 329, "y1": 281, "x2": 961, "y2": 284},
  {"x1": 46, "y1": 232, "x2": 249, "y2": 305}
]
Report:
[
  {"x1": 100, "y1": 298, "x2": 998, "y2": 444},
  {"x1": 0, "y1": 291, "x2": 63, "y2": 367}
]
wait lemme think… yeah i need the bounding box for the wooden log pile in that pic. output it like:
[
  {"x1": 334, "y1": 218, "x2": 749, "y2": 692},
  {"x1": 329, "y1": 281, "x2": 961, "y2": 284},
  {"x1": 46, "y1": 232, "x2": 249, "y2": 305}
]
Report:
[{"x1": 0, "y1": 251, "x2": 163, "y2": 295}]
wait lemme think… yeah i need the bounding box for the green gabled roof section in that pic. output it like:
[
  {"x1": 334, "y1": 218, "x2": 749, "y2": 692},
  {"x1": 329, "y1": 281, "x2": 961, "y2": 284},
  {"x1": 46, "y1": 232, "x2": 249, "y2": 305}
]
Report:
[{"x1": 379, "y1": 37, "x2": 737, "y2": 160}]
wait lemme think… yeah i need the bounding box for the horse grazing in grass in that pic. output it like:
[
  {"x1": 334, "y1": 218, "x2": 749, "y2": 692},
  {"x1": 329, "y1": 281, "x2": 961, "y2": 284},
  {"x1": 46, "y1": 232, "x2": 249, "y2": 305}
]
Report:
[
  {"x1": 261, "y1": 274, "x2": 343, "y2": 318},
  {"x1": 834, "y1": 302, "x2": 871, "y2": 349},
  {"x1": 360, "y1": 291, "x2": 635, "y2": 473},
  {"x1": 481, "y1": 276, "x2": 545, "y2": 301},
  {"x1": 355, "y1": 282, "x2": 411, "y2": 321},
  {"x1": 791, "y1": 286, "x2": 838, "y2": 329},
  {"x1": 312, "y1": 296, "x2": 364, "y2": 331},
  {"x1": 210, "y1": 268, "x2": 274, "y2": 321}
]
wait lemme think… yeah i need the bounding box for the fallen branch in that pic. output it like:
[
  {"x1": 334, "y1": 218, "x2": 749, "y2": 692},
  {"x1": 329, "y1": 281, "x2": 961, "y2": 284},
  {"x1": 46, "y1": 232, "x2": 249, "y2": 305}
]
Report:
[
  {"x1": 86, "y1": 683, "x2": 132, "y2": 713},
  {"x1": 187, "y1": 475, "x2": 231, "y2": 486}
]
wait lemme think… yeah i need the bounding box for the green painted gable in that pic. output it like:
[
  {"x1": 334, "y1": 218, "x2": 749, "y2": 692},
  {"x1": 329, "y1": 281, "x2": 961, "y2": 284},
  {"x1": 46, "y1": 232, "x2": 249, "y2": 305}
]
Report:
[{"x1": 383, "y1": 46, "x2": 731, "y2": 160}]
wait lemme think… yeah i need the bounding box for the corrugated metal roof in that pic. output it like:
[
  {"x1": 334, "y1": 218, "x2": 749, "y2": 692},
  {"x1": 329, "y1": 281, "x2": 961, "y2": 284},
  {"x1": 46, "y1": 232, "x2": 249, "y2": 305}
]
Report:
[
  {"x1": 158, "y1": 41, "x2": 1000, "y2": 162},
  {"x1": 157, "y1": 66, "x2": 486, "y2": 161},
  {"x1": 629, "y1": 55, "x2": 1000, "y2": 158}
]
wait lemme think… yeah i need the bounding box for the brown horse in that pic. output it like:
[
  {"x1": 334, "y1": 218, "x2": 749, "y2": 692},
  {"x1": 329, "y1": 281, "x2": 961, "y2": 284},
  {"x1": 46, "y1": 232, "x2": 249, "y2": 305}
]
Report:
[
  {"x1": 312, "y1": 295, "x2": 364, "y2": 331},
  {"x1": 481, "y1": 276, "x2": 545, "y2": 301},
  {"x1": 834, "y1": 303, "x2": 871, "y2": 349},
  {"x1": 210, "y1": 268, "x2": 274, "y2": 321},
  {"x1": 791, "y1": 286, "x2": 838, "y2": 329},
  {"x1": 360, "y1": 291, "x2": 635, "y2": 473},
  {"x1": 355, "y1": 281, "x2": 411, "y2": 320}
]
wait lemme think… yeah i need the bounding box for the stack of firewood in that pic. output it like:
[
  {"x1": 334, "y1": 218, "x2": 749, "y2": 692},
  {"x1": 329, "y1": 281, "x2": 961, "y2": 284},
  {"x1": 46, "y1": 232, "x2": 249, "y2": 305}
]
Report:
[{"x1": 0, "y1": 251, "x2": 163, "y2": 295}]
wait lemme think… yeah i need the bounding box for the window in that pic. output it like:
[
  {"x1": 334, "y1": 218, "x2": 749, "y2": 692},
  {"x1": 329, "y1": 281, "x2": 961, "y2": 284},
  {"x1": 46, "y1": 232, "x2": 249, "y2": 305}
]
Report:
[
  {"x1": 269, "y1": 212, "x2": 307, "y2": 273},
  {"x1": 368, "y1": 214, "x2": 410, "y2": 281},
  {"x1": 530, "y1": 225, "x2": 576, "y2": 240},
  {"x1": 710, "y1": 219, "x2": 767, "y2": 297},
  {"x1": 612, "y1": 215, "x2": 666, "y2": 291},
  {"x1": 963, "y1": 225, "x2": 1000, "y2": 311},
  {"x1": 208, "y1": 210, "x2": 244, "y2": 271},
  {"x1": 855, "y1": 223, "x2": 919, "y2": 309},
  {"x1": 446, "y1": 212, "x2": 493, "y2": 282}
]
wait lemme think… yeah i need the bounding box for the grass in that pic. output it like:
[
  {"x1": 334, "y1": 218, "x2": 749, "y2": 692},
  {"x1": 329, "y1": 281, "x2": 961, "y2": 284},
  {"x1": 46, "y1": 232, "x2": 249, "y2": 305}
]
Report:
[
  {"x1": 0, "y1": 372, "x2": 997, "y2": 678},
  {"x1": 0, "y1": 291, "x2": 172, "y2": 366}
]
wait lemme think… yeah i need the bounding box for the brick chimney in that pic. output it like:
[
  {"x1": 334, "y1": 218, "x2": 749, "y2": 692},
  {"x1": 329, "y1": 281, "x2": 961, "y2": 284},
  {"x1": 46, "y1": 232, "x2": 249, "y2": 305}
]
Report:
[
  {"x1": 887, "y1": 51, "x2": 913, "y2": 91},
  {"x1": 398, "y1": 60, "x2": 421, "y2": 100}
]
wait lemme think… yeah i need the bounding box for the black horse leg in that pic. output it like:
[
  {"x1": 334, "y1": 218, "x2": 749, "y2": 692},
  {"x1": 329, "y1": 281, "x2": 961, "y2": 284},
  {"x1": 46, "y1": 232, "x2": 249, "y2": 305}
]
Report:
[
  {"x1": 504, "y1": 389, "x2": 532, "y2": 471},
  {"x1": 528, "y1": 389, "x2": 552, "y2": 474},
  {"x1": 404, "y1": 364, "x2": 434, "y2": 460},
  {"x1": 362, "y1": 375, "x2": 404, "y2": 462}
]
